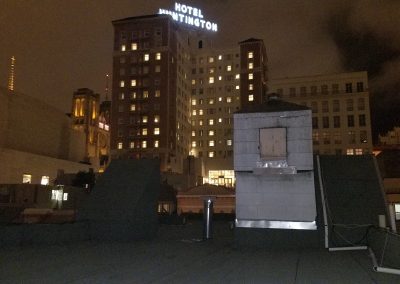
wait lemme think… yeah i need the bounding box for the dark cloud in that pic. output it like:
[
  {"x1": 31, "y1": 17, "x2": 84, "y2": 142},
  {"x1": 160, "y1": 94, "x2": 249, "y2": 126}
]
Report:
[{"x1": 0, "y1": 0, "x2": 399, "y2": 139}]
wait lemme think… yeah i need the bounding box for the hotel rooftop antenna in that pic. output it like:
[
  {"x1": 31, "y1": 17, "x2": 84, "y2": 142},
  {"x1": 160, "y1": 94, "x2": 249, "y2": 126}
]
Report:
[
  {"x1": 104, "y1": 74, "x2": 110, "y2": 101},
  {"x1": 8, "y1": 56, "x2": 15, "y2": 91}
]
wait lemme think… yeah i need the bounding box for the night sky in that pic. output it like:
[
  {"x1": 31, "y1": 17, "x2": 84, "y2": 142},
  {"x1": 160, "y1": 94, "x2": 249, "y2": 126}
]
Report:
[{"x1": 1, "y1": 0, "x2": 399, "y2": 140}]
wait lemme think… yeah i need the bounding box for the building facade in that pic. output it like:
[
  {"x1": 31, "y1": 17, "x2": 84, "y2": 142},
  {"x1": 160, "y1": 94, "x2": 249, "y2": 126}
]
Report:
[{"x1": 269, "y1": 72, "x2": 373, "y2": 155}]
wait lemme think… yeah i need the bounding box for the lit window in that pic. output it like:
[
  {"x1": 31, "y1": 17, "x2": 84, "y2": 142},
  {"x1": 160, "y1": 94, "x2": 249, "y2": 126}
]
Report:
[
  {"x1": 209, "y1": 130, "x2": 215, "y2": 136},
  {"x1": 218, "y1": 97, "x2": 222, "y2": 102},
  {"x1": 130, "y1": 104, "x2": 136, "y2": 111},
  {"x1": 248, "y1": 94, "x2": 254, "y2": 101},
  {"x1": 131, "y1": 43, "x2": 137, "y2": 50},
  {"x1": 199, "y1": 120, "x2": 203, "y2": 126},
  {"x1": 154, "y1": 140, "x2": 159, "y2": 148},
  {"x1": 131, "y1": 79, "x2": 136, "y2": 87},
  {"x1": 192, "y1": 130, "x2": 196, "y2": 137},
  {"x1": 144, "y1": 54, "x2": 149, "y2": 61},
  {"x1": 355, "y1": 148, "x2": 363, "y2": 155},
  {"x1": 218, "y1": 55, "x2": 222, "y2": 60},
  {"x1": 192, "y1": 79, "x2": 196, "y2": 85},
  {"x1": 218, "y1": 118, "x2": 222, "y2": 123},
  {"x1": 209, "y1": 68, "x2": 215, "y2": 74},
  {"x1": 142, "y1": 140, "x2": 147, "y2": 148},
  {"x1": 156, "y1": 52, "x2": 161, "y2": 60},
  {"x1": 235, "y1": 85, "x2": 240, "y2": 90},
  {"x1": 142, "y1": 116, "x2": 148, "y2": 123},
  {"x1": 218, "y1": 76, "x2": 222, "y2": 81},
  {"x1": 155, "y1": 90, "x2": 160, "y2": 97},
  {"x1": 120, "y1": 81, "x2": 125, "y2": 87},
  {"x1": 208, "y1": 56, "x2": 214, "y2": 63},
  {"x1": 154, "y1": 115, "x2": 160, "y2": 123},
  {"x1": 346, "y1": 149, "x2": 354, "y2": 155},
  {"x1": 40, "y1": 176, "x2": 49, "y2": 185},
  {"x1": 131, "y1": 92, "x2": 137, "y2": 99},
  {"x1": 209, "y1": 77, "x2": 214, "y2": 84},
  {"x1": 248, "y1": 73, "x2": 253, "y2": 80},
  {"x1": 226, "y1": 65, "x2": 232, "y2": 71},
  {"x1": 208, "y1": 151, "x2": 215, "y2": 158},
  {"x1": 154, "y1": 128, "x2": 160, "y2": 135},
  {"x1": 143, "y1": 91, "x2": 149, "y2": 98},
  {"x1": 63, "y1": 193, "x2": 68, "y2": 201},
  {"x1": 248, "y1": 62, "x2": 253, "y2": 69},
  {"x1": 209, "y1": 119, "x2": 214, "y2": 125},
  {"x1": 227, "y1": 139, "x2": 232, "y2": 146},
  {"x1": 130, "y1": 141, "x2": 135, "y2": 149},
  {"x1": 209, "y1": 99, "x2": 214, "y2": 105},
  {"x1": 226, "y1": 97, "x2": 232, "y2": 103},
  {"x1": 142, "y1": 128, "x2": 148, "y2": 136},
  {"x1": 248, "y1": 51, "x2": 254, "y2": 59},
  {"x1": 192, "y1": 99, "x2": 197, "y2": 106},
  {"x1": 209, "y1": 140, "x2": 215, "y2": 147},
  {"x1": 192, "y1": 141, "x2": 197, "y2": 147},
  {"x1": 192, "y1": 110, "x2": 197, "y2": 116},
  {"x1": 119, "y1": 93, "x2": 125, "y2": 100},
  {"x1": 199, "y1": 109, "x2": 204, "y2": 115},
  {"x1": 117, "y1": 142, "x2": 123, "y2": 149},
  {"x1": 121, "y1": 44, "x2": 126, "y2": 51},
  {"x1": 235, "y1": 74, "x2": 240, "y2": 79},
  {"x1": 249, "y1": 84, "x2": 253, "y2": 91}
]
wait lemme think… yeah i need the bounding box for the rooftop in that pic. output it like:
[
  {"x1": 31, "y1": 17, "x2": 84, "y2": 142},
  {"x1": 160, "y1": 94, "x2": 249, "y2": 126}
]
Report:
[{"x1": 236, "y1": 97, "x2": 309, "y2": 114}]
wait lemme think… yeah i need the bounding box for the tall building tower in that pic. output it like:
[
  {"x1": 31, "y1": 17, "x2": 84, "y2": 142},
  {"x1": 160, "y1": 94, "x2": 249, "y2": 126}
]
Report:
[
  {"x1": 111, "y1": 15, "x2": 192, "y2": 173},
  {"x1": 8, "y1": 56, "x2": 16, "y2": 91},
  {"x1": 239, "y1": 38, "x2": 268, "y2": 109}
]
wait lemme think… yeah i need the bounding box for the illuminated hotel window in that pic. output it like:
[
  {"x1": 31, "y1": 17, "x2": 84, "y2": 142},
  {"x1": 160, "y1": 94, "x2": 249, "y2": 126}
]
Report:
[
  {"x1": 218, "y1": 97, "x2": 222, "y2": 102},
  {"x1": 142, "y1": 141, "x2": 147, "y2": 148},
  {"x1": 131, "y1": 79, "x2": 136, "y2": 87},
  {"x1": 209, "y1": 77, "x2": 214, "y2": 84},
  {"x1": 226, "y1": 97, "x2": 232, "y2": 103},
  {"x1": 120, "y1": 81, "x2": 125, "y2": 87},
  {"x1": 142, "y1": 116, "x2": 148, "y2": 123},
  {"x1": 199, "y1": 109, "x2": 204, "y2": 115},
  {"x1": 235, "y1": 85, "x2": 240, "y2": 90},
  {"x1": 235, "y1": 74, "x2": 240, "y2": 79},
  {"x1": 156, "y1": 52, "x2": 161, "y2": 60},
  {"x1": 209, "y1": 68, "x2": 215, "y2": 74},
  {"x1": 131, "y1": 92, "x2": 137, "y2": 99},
  {"x1": 355, "y1": 148, "x2": 363, "y2": 155},
  {"x1": 248, "y1": 62, "x2": 253, "y2": 69},
  {"x1": 346, "y1": 148, "x2": 354, "y2": 155},
  {"x1": 192, "y1": 99, "x2": 197, "y2": 106},
  {"x1": 208, "y1": 151, "x2": 215, "y2": 158},
  {"x1": 40, "y1": 176, "x2": 50, "y2": 185},
  {"x1": 249, "y1": 84, "x2": 253, "y2": 91},
  {"x1": 208, "y1": 56, "x2": 214, "y2": 63},
  {"x1": 63, "y1": 193, "x2": 68, "y2": 201},
  {"x1": 199, "y1": 120, "x2": 204, "y2": 126},
  {"x1": 142, "y1": 128, "x2": 148, "y2": 136},
  {"x1": 192, "y1": 79, "x2": 196, "y2": 85},
  {"x1": 155, "y1": 90, "x2": 160, "y2": 97},
  {"x1": 209, "y1": 140, "x2": 215, "y2": 147},
  {"x1": 130, "y1": 141, "x2": 135, "y2": 149},
  {"x1": 209, "y1": 119, "x2": 214, "y2": 125},
  {"x1": 226, "y1": 65, "x2": 232, "y2": 71},
  {"x1": 155, "y1": 65, "x2": 161, "y2": 73},
  {"x1": 209, "y1": 130, "x2": 215, "y2": 136},
  {"x1": 131, "y1": 43, "x2": 137, "y2": 50},
  {"x1": 121, "y1": 44, "x2": 126, "y2": 51},
  {"x1": 218, "y1": 118, "x2": 222, "y2": 123},
  {"x1": 248, "y1": 73, "x2": 253, "y2": 80},
  {"x1": 248, "y1": 51, "x2": 254, "y2": 59},
  {"x1": 22, "y1": 174, "x2": 32, "y2": 184},
  {"x1": 154, "y1": 115, "x2": 160, "y2": 123},
  {"x1": 248, "y1": 94, "x2": 254, "y2": 101},
  {"x1": 192, "y1": 110, "x2": 197, "y2": 116},
  {"x1": 144, "y1": 54, "x2": 149, "y2": 61},
  {"x1": 119, "y1": 93, "x2": 125, "y2": 100},
  {"x1": 117, "y1": 142, "x2": 123, "y2": 149},
  {"x1": 154, "y1": 140, "x2": 159, "y2": 148},
  {"x1": 192, "y1": 141, "x2": 197, "y2": 147},
  {"x1": 227, "y1": 139, "x2": 232, "y2": 146},
  {"x1": 154, "y1": 128, "x2": 160, "y2": 135},
  {"x1": 218, "y1": 55, "x2": 222, "y2": 60},
  {"x1": 218, "y1": 76, "x2": 222, "y2": 81},
  {"x1": 130, "y1": 104, "x2": 136, "y2": 111},
  {"x1": 192, "y1": 130, "x2": 196, "y2": 137},
  {"x1": 209, "y1": 99, "x2": 214, "y2": 105},
  {"x1": 143, "y1": 91, "x2": 149, "y2": 98}
]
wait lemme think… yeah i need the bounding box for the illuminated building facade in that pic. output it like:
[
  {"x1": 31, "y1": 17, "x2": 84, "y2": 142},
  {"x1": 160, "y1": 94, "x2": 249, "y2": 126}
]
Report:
[
  {"x1": 71, "y1": 88, "x2": 110, "y2": 172},
  {"x1": 269, "y1": 72, "x2": 373, "y2": 155}
]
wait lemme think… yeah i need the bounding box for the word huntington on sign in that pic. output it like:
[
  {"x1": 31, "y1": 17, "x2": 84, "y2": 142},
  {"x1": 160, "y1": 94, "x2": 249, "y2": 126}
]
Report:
[{"x1": 158, "y1": 2, "x2": 218, "y2": 32}]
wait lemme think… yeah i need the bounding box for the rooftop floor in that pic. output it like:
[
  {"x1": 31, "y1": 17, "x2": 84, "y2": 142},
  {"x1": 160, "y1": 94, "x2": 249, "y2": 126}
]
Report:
[{"x1": 1, "y1": 221, "x2": 399, "y2": 283}]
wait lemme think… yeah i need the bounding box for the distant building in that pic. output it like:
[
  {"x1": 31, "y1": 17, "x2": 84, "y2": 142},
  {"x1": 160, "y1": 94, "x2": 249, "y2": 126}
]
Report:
[
  {"x1": 269, "y1": 72, "x2": 373, "y2": 155},
  {"x1": 379, "y1": 127, "x2": 400, "y2": 148},
  {"x1": 0, "y1": 87, "x2": 96, "y2": 184}
]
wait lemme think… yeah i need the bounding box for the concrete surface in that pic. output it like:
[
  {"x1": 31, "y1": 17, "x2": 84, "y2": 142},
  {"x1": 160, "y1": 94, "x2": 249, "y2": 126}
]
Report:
[{"x1": 1, "y1": 221, "x2": 399, "y2": 283}]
